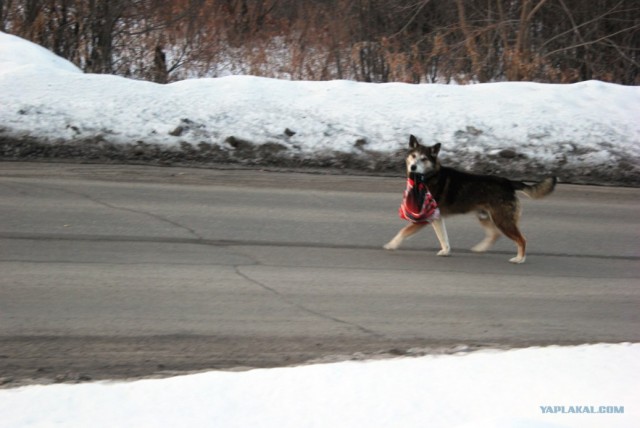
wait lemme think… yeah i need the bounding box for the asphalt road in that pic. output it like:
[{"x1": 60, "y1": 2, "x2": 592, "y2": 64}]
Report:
[{"x1": 1, "y1": 162, "x2": 638, "y2": 386}]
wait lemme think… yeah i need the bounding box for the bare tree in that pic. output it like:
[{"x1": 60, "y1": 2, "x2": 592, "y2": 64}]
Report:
[{"x1": 2, "y1": 0, "x2": 638, "y2": 84}]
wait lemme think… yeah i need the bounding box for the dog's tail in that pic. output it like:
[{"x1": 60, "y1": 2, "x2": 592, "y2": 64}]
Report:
[{"x1": 512, "y1": 177, "x2": 557, "y2": 199}]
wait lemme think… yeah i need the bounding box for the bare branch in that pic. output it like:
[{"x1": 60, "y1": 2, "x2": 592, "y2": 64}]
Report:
[{"x1": 542, "y1": 23, "x2": 640, "y2": 59}]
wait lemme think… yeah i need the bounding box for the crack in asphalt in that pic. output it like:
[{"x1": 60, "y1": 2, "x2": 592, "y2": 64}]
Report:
[
  {"x1": 12, "y1": 181, "x2": 204, "y2": 240},
  {"x1": 1, "y1": 232, "x2": 637, "y2": 261},
  {"x1": 233, "y1": 265, "x2": 386, "y2": 339},
  {"x1": 88, "y1": 198, "x2": 203, "y2": 241}
]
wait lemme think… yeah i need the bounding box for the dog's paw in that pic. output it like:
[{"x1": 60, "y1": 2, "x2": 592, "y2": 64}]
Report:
[
  {"x1": 437, "y1": 249, "x2": 451, "y2": 257},
  {"x1": 509, "y1": 256, "x2": 526, "y2": 264},
  {"x1": 383, "y1": 242, "x2": 398, "y2": 250}
]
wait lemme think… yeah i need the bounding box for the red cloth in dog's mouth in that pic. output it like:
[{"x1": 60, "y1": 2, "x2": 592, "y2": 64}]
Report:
[{"x1": 399, "y1": 174, "x2": 439, "y2": 224}]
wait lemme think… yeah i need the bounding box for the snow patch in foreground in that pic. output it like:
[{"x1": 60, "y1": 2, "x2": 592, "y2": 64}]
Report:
[{"x1": 1, "y1": 343, "x2": 638, "y2": 428}]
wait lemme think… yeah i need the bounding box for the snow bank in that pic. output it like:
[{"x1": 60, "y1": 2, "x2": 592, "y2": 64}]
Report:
[
  {"x1": 1, "y1": 343, "x2": 638, "y2": 428},
  {"x1": 1, "y1": 31, "x2": 639, "y2": 185},
  {"x1": 0, "y1": 31, "x2": 81, "y2": 74}
]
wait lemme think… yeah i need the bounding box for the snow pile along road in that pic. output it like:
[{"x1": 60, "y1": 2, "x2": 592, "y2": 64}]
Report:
[{"x1": 1, "y1": 31, "x2": 639, "y2": 185}]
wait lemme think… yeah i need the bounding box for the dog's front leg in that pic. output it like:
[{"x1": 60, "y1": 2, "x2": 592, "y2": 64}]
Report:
[
  {"x1": 384, "y1": 223, "x2": 427, "y2": 250},
  {"x1": 432, "y1": 218, "x2": 451, "y2": 256}
]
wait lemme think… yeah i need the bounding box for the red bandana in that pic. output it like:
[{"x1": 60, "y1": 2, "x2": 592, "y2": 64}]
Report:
[{"x1": 399, "y1": 176, "x2": 440, "y2": 224}]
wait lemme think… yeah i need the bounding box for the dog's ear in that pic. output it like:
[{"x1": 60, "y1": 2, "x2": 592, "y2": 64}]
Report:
[
  {"x1": 430, "y1": 143, "x2": 441, "y2": 157},
  {"x1": 409, "y1": 135, "x2": 420, "y2": 149}
]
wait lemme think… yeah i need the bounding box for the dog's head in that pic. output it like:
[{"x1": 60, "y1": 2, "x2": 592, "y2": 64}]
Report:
[{"x1": 406, "y1": 135, "x2": 440, "y2": 176}]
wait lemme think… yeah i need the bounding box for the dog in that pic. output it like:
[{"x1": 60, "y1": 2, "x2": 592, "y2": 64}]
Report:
[{"x1": 384, "y1": 135, "x2": 557, "y2": 263}]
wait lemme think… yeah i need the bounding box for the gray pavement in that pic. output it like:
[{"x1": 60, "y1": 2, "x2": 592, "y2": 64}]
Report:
[{"x1": 0, "y1": 162, "x2": 638, "y2": 386}]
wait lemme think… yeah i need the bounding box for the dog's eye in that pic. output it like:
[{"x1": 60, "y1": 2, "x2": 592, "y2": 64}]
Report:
[
  {"x1": 410, "y1": 154, "x2": 416, "y2": 159},
  {"x1": 420, "y1": 156, "x2": 427, "y2": 161}
]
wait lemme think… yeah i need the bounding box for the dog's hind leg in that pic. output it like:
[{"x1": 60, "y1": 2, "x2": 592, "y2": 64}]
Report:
[
  {"x1": 432, "y1": 218, "x2": 451, "y2": 256},
  {"x1": 384, "y1": 223, "x2": 427, "y2": 250},
  {"x1": 471, "y1": 210, "x2": 501, "y2": 253},
  {"x1": 491, "y1": 204, "x2": 526, "y2": 263}
]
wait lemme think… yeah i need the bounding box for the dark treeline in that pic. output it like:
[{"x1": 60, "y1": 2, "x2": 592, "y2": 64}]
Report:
[{"x1": 1, "y1": 0, "x2": 638, "y2": 84}]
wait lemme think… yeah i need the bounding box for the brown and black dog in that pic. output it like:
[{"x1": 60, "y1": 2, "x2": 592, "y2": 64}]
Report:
[{"x1": 384, "y1": 135, "x2": 557, "y2": 263}]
